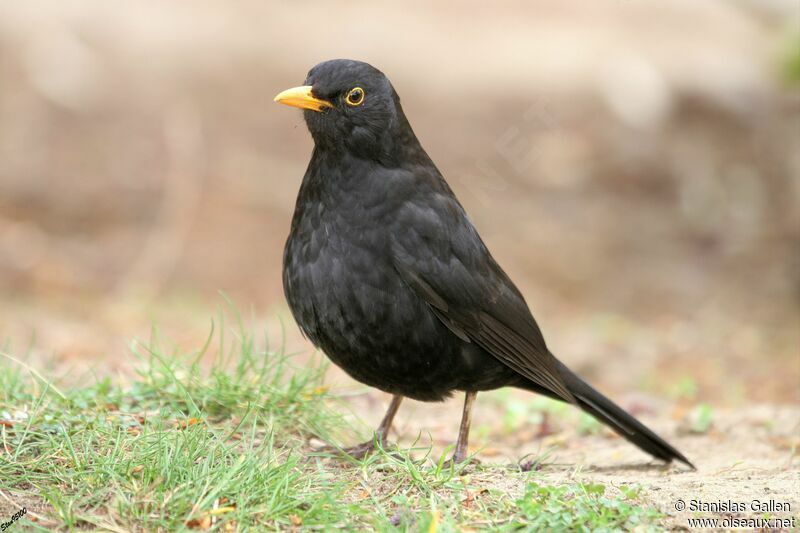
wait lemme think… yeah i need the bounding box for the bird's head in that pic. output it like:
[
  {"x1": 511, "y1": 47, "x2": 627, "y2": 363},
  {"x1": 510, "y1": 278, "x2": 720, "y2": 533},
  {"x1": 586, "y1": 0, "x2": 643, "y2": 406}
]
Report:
[{"x1": 274, "y1": 59, "x2": 417, "y2": 162}]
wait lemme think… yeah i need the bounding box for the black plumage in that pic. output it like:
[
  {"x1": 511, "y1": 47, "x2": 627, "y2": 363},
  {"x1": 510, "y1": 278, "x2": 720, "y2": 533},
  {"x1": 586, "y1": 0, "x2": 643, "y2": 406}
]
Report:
[{"x1": 276, "y1": 59, "x2": 692, "y2": 468}]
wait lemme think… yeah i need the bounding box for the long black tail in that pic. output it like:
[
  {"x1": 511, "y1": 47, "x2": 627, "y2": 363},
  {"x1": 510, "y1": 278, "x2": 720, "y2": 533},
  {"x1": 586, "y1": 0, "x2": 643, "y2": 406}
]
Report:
[{"x1": 522, "y1": 360, "x2": 694, "y2": 468}]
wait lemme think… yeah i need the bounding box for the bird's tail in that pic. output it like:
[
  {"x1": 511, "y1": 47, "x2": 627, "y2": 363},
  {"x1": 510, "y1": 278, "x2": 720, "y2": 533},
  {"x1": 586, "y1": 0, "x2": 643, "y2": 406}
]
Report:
[{"x1": 523, "y1": 360, "x2": 694, "y2": 468}]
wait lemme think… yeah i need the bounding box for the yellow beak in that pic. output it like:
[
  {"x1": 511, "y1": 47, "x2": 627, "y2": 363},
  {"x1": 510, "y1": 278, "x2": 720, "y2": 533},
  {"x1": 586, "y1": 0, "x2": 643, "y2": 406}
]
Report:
[{"x1": 273, "y1": 85, "x2": 333, "y2": 112}]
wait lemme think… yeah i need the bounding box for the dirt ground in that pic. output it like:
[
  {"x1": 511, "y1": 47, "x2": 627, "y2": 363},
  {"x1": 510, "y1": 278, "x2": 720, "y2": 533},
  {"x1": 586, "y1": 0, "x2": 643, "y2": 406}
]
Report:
[{"x1": 336, "y1": 391, "x2": 799, "y2": 529}]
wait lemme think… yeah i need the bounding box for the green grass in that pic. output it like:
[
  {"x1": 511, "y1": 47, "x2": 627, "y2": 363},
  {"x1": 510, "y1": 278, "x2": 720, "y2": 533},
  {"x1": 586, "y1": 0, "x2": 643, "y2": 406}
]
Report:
[{"x1": 0, "y1": 320, "x2": 663, "y2": 531}]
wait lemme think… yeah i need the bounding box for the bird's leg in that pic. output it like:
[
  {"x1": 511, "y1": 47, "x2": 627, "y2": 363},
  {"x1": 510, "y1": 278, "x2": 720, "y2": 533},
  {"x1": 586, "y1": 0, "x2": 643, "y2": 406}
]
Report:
[
  {"x1": 342, "y1": 395, "x2": 403, "y2": 459},
  {"x1": 450, "y1": 391, "x2": 477, "y2": 464},
  {"x1": 373, "y1": 394, "x2": 404, "y2": 445}
]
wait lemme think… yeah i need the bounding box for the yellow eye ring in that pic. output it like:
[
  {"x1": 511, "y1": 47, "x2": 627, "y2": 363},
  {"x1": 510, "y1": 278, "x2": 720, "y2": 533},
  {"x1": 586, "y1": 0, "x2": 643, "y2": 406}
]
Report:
[{"x1": 345, "y1": 87, "x2": 365, "y2": 106}]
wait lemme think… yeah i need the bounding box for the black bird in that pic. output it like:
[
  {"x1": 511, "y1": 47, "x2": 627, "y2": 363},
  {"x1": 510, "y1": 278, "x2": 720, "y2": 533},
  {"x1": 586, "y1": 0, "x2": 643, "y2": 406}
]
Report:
[{"x1": 275, "y1": 59, "x2": 693, "y2": 468}]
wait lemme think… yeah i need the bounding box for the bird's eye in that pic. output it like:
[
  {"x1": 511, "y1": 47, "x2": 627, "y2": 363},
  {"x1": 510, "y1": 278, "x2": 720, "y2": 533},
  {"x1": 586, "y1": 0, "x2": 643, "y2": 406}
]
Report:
[{"x1": 345, "y1": 87, "x2": 365, "y2": 106}]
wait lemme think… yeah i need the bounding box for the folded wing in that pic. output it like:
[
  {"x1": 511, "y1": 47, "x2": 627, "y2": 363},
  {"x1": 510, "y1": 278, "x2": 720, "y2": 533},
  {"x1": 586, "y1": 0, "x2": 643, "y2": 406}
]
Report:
[{"x1": 391, "y1": 189, "x2": 574, "y2": 403}]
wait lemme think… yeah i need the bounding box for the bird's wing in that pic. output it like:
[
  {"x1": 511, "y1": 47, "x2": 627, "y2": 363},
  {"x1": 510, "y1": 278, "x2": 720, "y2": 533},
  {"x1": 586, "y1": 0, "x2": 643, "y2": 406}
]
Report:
[{"x1": 391, "y1": 188, "x2": 575, "y2": 403}]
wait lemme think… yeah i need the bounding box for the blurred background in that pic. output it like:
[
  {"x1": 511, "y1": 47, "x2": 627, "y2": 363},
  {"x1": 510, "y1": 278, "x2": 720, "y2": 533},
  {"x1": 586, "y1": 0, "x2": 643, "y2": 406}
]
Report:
[{"x1": 0, "y1": 0, "x2": 797, "y2": 408}]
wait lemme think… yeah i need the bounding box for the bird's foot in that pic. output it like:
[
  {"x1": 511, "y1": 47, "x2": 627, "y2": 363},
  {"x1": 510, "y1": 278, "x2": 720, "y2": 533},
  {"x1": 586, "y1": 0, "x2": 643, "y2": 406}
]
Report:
[
  {"x1": 342, "y1": 439, "x2": 384, "y2": 460},
  {"x1": 316, "y1": 437, "x2": 392, "y2": 460},
  {"x1": 443, "y1": 452, "x2": 480, "y2": 469}
]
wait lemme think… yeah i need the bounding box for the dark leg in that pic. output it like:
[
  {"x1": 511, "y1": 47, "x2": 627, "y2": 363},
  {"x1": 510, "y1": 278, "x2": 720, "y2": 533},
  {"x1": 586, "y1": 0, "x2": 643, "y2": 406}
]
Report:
[
  {"x1": 342, "y1": 395, "x2": 403, "y2": 459},
  {"x1": 451, "y1": 391, "x2": 477, "y2": 464}
]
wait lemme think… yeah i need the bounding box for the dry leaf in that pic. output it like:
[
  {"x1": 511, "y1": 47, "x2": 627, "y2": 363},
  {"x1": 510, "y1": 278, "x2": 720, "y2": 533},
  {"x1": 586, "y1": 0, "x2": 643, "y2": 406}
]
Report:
[
  {"x1": 185, "y1": 515, "x2": 212, "y2": 529},
  {"x1": 208, "y1": 507, "x2": 236, "y2": 516},
  {"x1": 177, "y1": 417, "x2": 202, "y2": 429}
]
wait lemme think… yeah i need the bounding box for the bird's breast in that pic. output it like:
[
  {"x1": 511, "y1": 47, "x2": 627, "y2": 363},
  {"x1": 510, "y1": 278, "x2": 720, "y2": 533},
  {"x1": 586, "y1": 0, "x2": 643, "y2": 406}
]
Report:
[
  {"x1": 282, "y1": 201, "x2": 468, "y2": 400},
  {"x1": 284, "y1": 204, "x2": 411, "y2": 343}
]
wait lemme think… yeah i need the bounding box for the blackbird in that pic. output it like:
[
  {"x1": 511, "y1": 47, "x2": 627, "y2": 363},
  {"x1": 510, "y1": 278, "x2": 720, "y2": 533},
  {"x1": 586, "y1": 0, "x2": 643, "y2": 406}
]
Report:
[{"x1": 275, "y1": 59, "x2": 693, "y2": 468}]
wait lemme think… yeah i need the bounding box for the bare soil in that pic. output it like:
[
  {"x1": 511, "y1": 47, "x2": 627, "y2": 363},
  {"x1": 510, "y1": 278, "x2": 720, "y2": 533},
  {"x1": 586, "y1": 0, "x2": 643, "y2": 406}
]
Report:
[{"x1": 342, "y1": 391, "x2": 799, "y2": 530}]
